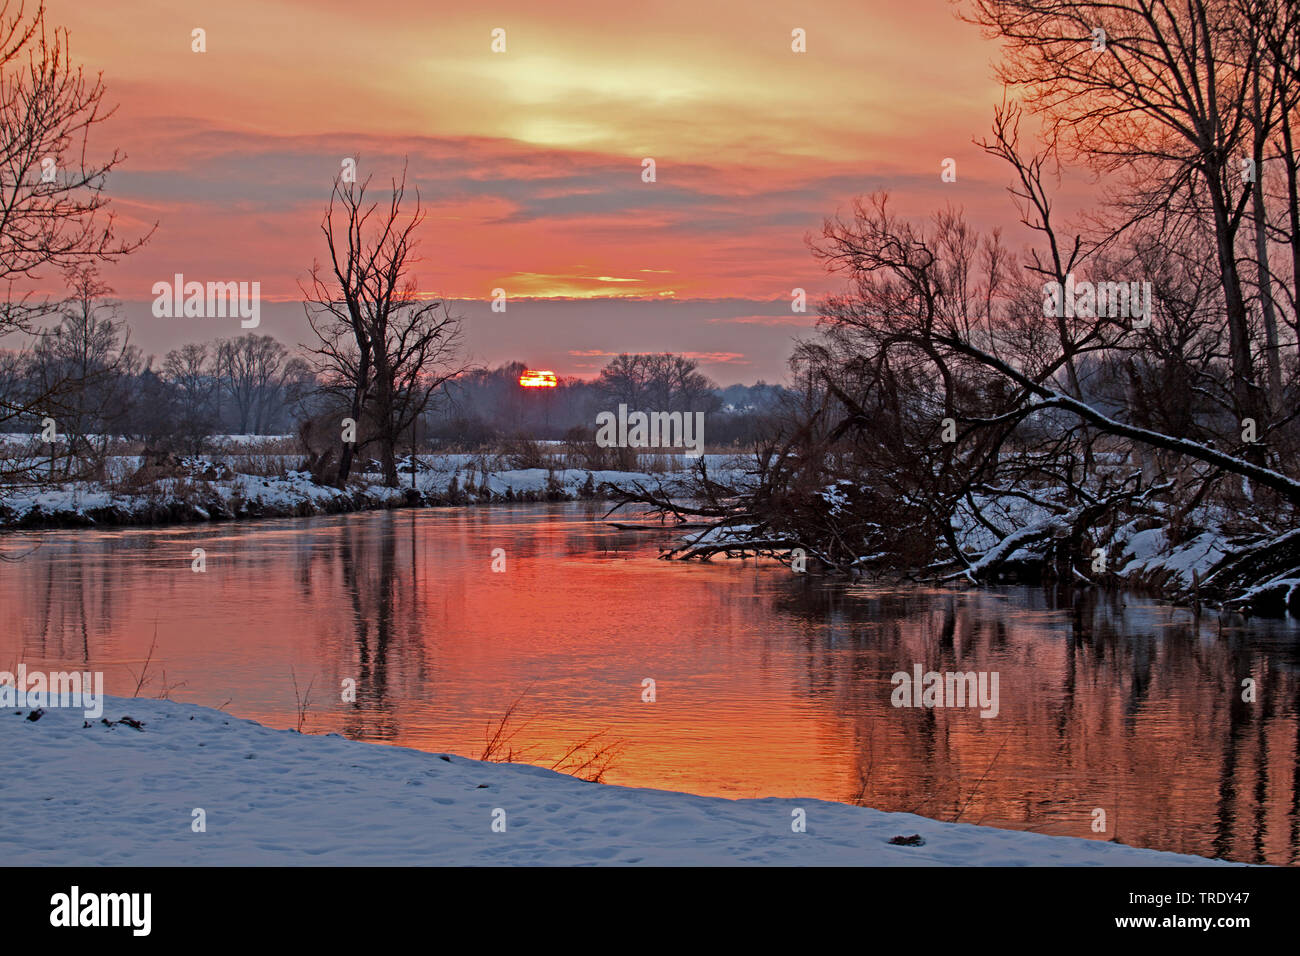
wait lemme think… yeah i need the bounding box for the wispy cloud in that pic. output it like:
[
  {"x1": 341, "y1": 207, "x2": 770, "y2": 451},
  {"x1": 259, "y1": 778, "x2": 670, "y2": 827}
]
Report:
[{"x1": 47, "y1": 0, "x2": 1082, "y2": 384}]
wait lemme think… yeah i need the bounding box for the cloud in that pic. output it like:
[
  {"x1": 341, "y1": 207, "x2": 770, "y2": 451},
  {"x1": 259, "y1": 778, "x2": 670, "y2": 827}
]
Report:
[
  {"x1": 47, "y1": 0, "x2": 1102, "y2": 387},
  {"x1": 707, "y1": 314, "x2": 817, "y2": 327},
  {"x1": 682, "y1": 352, "x2": 748, "y2": 364}
]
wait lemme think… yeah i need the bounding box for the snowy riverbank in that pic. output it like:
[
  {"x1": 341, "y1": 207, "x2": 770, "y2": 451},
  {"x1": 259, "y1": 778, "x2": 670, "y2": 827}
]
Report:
[
  {"x1": 3, "y1": 694, "x2": 1235, "y2": 866},
  {"x1": 0, "y1": 453, "x2": 733, "y2": 530},
  {"x1": 670, "y1": 477, "x2": 1300, "y2": 615},
  {"x1": 4, "y1": 448, "x2": 1293, "y2": 615}
]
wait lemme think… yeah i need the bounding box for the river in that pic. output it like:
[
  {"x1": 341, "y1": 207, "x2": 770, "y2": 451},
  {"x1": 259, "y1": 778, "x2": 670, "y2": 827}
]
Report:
[{"x1": 2, "y1": 502, "x2": 1297, "y2": 864}]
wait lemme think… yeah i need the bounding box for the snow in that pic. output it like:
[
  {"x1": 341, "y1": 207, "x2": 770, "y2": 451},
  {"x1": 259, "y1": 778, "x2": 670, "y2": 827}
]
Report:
[
  {"x1": 684, "y1": 523, "x2": 758, "y2": 546},
  {"x1": 0, "y1": 432, "x2": 292, "y2": 446},
  {"x1": 1120, "y1": 530, "x2": 1228, "y2": 587},
  {"x1": 817, "y1": 480, "x2": 854, "y2": 516},
  {"x1": 0, "y1": 454, "x2": 754, "y2": 528},
  {"x1": 1236, "y1": 576, "x2": 1300, "y2": 607},
  {"x1": 1119, "y1": 527, "x2": 1168, "y2": 570},
  {"x1": 0, "y1": 694, "x2": 1235, "y2": 866},
  {"x1": 211, "y1": 434, "x2": 294, "y2": 445},
  {"x1": 958, "y1": 507, "x2": 1078, "y2": 582}
]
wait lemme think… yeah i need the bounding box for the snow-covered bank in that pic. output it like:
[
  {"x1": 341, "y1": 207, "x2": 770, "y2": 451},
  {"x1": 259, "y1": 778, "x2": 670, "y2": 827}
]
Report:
[
  {"x1": 657, "y1": 471, "x2": 1300, "y2": 615},
  {"x1": 2, "y1": 695, "x2": 1234, "y2": 866},
  {"x1": 0, "y1": 454, "x2": 738, "y2": 530}
]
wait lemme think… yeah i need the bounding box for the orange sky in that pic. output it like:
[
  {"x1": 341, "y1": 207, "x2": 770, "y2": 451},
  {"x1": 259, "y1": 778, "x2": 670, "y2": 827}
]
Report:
[{"x1": 45, "y1": 0, "x2": 1069, "y2": 381}]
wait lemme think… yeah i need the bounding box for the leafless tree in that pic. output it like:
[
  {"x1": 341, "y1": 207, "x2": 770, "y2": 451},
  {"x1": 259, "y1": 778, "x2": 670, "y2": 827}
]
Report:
[
  {"x1": 595, "y1": 353, "x2": 720, "y2": 412},
  {"x1": 964, "y1": 0, "x2": 1282, "y2": 455},
  {"x1": 302, "y1": 163, "x2": 464, "y2": 487},
  {"x1": 0, "y1": 0, "x2": 148, "y2": 478},
  {"x1": 27, "y1": 265, "x2": 138, "y2": 475},
  {"x1": 162, "y1": 342, "x2": 213, "y2": 426},
  {"x1": 218, "y1": 334, "x2": 288, "y2": 435}
]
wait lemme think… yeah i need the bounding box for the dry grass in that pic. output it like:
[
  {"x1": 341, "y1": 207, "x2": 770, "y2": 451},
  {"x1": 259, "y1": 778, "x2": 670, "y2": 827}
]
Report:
[
  {"x1": 127, "y1": 627, "x2": 159, "y2": 697},
  {"x1": 500, "y1": 437, "x2": 550, "y2": 470},
  {"x1": 548, "y1": 729, "x2": 626, "y2": 783},
  {"x1": 290, "y1": 667, "x2": 315, "y2": 733},
  {"x1": 479, "y1": 687, "x2": 626, "y2": 783},
  {"x1": 850, "y1": 720, "x2": 876, "y2": 807},
  {"x1": 121, "y1": 625, "x2": 188, "y2": 700},
  {"x1": 222, "y1": 453, "x2": 298, "y2": 477},
  {"x1": 207, "y1": 436, "x2": 300, "y2": 456},
  {"x1": 950, "y1": 734, "x2": 1010, "y2": 824},
  {"x1": 479, "y1": 689, "x2": 536, "y2": 763}
]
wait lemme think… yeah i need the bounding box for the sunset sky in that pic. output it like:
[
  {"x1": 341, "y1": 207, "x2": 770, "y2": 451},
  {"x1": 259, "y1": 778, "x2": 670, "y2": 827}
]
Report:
[{"x1": 50, "y1": 0, "x2": 1061, "y2": 383}]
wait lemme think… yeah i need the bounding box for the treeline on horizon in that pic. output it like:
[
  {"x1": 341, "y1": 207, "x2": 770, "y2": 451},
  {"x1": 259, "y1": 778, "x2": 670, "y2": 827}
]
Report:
[{"x1": 0, "y1": 306, "x2": 787, "y2": 453}]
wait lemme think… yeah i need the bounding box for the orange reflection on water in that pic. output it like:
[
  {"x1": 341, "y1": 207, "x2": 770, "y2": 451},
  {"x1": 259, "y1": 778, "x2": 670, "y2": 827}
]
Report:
[{"x1": 1, "y1": 504, "x2": 1298, "y2": 864}]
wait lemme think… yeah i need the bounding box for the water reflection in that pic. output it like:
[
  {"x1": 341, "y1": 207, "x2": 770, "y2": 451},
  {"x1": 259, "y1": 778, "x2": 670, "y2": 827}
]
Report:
[{"x1": 1, "y1": 504, "x2": 1296, "y2": 864}]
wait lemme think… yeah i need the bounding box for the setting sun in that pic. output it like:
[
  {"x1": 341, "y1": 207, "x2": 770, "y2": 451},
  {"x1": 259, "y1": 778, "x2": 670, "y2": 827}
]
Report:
[{"x1": 519, "y1": 369, "x2": 558, "y2": 388}]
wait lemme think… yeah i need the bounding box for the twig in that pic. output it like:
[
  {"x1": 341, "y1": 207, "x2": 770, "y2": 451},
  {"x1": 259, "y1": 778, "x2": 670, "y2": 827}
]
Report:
[
  {"x1": 290, "y1": 667, "x2": 315, "y2": 733},
  {"x1": 952, "y1": 734, "x2": 1010, "y2": 823},
  {"x1": 127, "y1": 624, "x2": 160, "y2": 697}
]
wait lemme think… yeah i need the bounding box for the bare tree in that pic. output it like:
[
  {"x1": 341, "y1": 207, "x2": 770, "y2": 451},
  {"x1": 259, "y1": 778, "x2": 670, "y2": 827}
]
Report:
[
  {"x1": 218, "y1": 334, "x2": 288, "y2": 435},
  {"x1": 302, "y1": 163, "x2": 464, "y2": 487},
  {"x1": 27, "y1": 265, "x2": 138, "y2": 474},
  {"x1": 162, "y1": 342, "x2": 214, "y2": 428},
  {"x1": 595, "y1": 353, "x2": 720, "y2": 412},
  {"x1": 0, "y1": 0, "x2": 148, "y2": 477},
  {"x1": 965, "y1": 0, "x2": 1276, "y2": 453},
  {"x1": 617, "y1": 166, "x2": 1300, "y2": 604}
]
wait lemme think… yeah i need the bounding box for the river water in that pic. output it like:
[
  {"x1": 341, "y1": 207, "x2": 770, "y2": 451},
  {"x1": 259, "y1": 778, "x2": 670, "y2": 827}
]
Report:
[{"x1": 2, "y1": 502, "x2": 1297, "y2": 864}]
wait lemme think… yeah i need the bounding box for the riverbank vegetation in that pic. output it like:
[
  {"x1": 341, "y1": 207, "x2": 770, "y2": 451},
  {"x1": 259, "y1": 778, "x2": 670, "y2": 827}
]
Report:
[
  {"x1": 615, "y1": 0, "x2": 1300, "y2": 617},
  {"x1": 0, "y1": 434, "x2": 742, "y2": 528}
]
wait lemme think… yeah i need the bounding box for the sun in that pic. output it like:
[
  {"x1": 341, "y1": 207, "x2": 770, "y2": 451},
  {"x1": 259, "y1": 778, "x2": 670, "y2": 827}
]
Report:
[{"x1": 519, "y1": 369, "x2": 558, "y2": 388}]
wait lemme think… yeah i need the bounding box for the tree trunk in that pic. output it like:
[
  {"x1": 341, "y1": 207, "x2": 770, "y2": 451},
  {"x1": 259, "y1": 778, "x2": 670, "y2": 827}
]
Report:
[
  {"x1": 1208, "y1": 173, "x2": 1266, "y2": 462},
  {"x1": 335, "y1": 394, "x2": 361, "y2": 487},
  {"x1": 372, "y1": 352, "x2": 399, "y2": 488},
  {"x1": 1281, "y1": 113, "x2": 1300, "y2": 359},
  {"x1": 1251, "y1": 73, "x2": 1282, "y2": 409}
]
